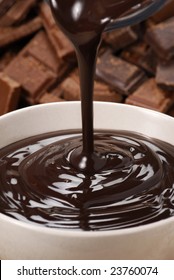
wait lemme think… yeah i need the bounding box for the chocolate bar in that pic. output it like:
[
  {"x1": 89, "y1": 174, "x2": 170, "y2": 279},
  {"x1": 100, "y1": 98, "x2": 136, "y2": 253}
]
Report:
[
  {"x1": 0, "y1": 72, "x2": 21, "y2": 115},
  {"x1": 96, "y1": 50, "x2": 146, "y2": 95},
  {"x1": 0, "y1": 16, "x2": 42, "y2": 48},
  {"x1": 126, "y1": 79, "x2": 174, "y2": 113},
  {"x1": 146, "y1": 17, "x2": 174, "y2": 60},
  {"x1": 156, "y1": 60, "x2": 174, "y2": 91},
  {"x1": 0, "y1": 0, "x2": 36, "y2": 27}
]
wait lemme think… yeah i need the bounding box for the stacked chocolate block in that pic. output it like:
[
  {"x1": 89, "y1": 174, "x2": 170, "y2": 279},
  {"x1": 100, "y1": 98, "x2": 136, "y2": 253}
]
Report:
[{"x1": 1, "y1": 0, "x2": 174, "y2": 116}]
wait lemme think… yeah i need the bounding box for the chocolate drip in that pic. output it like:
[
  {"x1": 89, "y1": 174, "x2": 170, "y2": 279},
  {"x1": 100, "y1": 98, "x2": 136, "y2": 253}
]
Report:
[{"x1": 49, "y1": 0, "x2": 146, "y2": 172}]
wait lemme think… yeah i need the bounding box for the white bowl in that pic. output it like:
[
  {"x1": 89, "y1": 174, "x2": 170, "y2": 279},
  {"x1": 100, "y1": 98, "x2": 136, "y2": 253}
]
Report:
[{"x1": 0, "y1": 101, "x2": 174, "y2": 260}]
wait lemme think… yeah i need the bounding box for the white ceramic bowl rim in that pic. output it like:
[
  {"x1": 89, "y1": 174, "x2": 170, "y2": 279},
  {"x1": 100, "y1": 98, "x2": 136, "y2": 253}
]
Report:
[{"x1": 1, "y1": 101, "x2": 174, "y2": 237}]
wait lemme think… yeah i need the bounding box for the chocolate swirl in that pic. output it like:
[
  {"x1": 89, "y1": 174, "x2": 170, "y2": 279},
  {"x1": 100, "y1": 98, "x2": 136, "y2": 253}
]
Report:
[{"x1": 0, "y1": 130, "x2": 174, "y2": 231}]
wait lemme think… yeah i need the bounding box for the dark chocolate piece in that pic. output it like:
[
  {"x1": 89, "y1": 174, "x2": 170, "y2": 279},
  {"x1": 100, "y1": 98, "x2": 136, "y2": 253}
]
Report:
[
  {"x1": 156, "y1": 59, "x2": 174, "y2": 91},
  {"x1": 0, "y1": 72, "x2": 21, "y2": 115},
  {"x1": 121, "y1": 41, "x2": 157, "y2": 75},
  {"x1": 126, "y1": 78, "x2": 174, "y2": 113},
  {"x1": 146, "y1": 17, "x2": 174, "y2": 60},
  {"x1": 96, "y1": 50, "x2": 146, "y2": 95}
]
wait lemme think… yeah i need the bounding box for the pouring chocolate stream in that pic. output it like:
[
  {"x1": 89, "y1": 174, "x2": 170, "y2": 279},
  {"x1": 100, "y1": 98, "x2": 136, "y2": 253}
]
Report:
[{"x1": 49, "y1": 0, "x2": 147, "y2": 173}]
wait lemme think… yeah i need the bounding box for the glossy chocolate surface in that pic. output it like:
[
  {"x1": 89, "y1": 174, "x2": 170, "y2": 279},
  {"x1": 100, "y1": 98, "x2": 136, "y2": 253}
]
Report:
[{"x1": 0, "y1": 130, "x2": 174, "y2": 230}]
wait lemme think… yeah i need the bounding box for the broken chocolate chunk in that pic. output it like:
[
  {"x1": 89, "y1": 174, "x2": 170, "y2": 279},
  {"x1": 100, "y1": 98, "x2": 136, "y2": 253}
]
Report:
[
  {"x1": 4, "y1": 54, "x2": 56, "y2": 99},
  {"x1": 96, "y1": 50, "x2": 146, "y2": 95},
  {"x1": 103, "y1": 26, "x2": 139, "y2": 52},
  {"x1": 146, "y1": 17, "x2": 174, "y2": 60},
  {"x1": 126, "y1": 78, "x2": 174, "y2": 113},
  {"x1": 156, "y1": 59, "x2": 174, "y2": 91},
  {"x1": 121, "y1": 41, "x2": 157, "y2": 75}
]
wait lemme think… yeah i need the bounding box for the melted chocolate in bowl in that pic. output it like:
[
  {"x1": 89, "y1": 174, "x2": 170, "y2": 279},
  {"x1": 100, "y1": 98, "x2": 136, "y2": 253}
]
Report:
[
  {"x1": 0, "y1": 129, "x2": 174, "y2": 231},
  {"x1": 1, "y1": 0, "x2": 174, "y2": 231}
]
